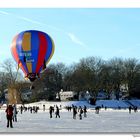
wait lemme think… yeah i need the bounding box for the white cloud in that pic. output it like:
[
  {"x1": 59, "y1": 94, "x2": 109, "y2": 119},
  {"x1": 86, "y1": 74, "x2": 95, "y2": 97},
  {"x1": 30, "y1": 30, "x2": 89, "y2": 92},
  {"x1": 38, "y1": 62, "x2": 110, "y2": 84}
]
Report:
[
  {"x1": 17, "y1": 16, "x2": 43, "y2": 25},
  {"x1": 16, "y1": 15, "x2": 64, "y2": 32},
  {"x1": 0, "y1": 10, "x2": 63, "y2": 32},
  {"x1": 68, "y1": 32, "x2": 87, "y2": 48},
  {"x1": 0, "y1": 10, "x2": 10, "y2": 15}
]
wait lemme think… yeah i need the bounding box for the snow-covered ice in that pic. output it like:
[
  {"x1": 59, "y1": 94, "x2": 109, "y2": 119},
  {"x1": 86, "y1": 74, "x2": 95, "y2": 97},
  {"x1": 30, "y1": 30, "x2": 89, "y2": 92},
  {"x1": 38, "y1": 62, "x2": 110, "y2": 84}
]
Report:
[{"x1": 0, "y1": 100, "x2": 140, "y2": 133}]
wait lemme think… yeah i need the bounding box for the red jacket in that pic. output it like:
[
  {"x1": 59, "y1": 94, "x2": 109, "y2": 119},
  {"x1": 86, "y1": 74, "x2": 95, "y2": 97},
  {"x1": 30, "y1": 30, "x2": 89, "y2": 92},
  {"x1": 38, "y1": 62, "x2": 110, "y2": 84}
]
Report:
[{"x1": 6, "y1": 106, "x2": 13, "y2": 116}]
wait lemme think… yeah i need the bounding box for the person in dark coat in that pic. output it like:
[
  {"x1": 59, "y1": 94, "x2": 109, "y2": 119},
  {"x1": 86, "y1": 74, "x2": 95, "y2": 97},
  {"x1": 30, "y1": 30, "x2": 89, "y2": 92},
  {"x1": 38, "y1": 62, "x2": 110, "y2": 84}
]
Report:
[
  {"x1": 95, "y1": 106, "x2": 100, "y2": 114},
  {"x1": 20, "y1": 105, "x2": 23, "y2": 114},
  {"x1": 83, "y1": 105, "x2": 87, "y2": 117},
  {"x1": 79, "y1": 107, "x2": 83, "y2": 120},
  {"x1": 55, "y1": 106, "x2": 60, "y2": 118},
  {"x1": 5, "y1": 105, "x2": 14, "y2": 128},
  {"x1": 129, "y1": 106, "x2": 132, "y2": 114},
  {"x1": 52, "y1": 106, "x2": 54, "y2": 113},
  {"x1": 49, "y1": 106, "x2": 53, "y2": 118},
  {"x1": 43, "y1": 105, "x2": 45, "y2": 111},
  {"x1": 73, "y1": 106, "x2": 77, "y2": 119},
  {"x1": 30, "y1": 107, "x2": 33, "y2": 113},
  {"x1": 69, "y1": 106, "x2": 72, "y2": 112},
  {"x1": 134, "y1": 106, "x2": 138, "y2": 113}
]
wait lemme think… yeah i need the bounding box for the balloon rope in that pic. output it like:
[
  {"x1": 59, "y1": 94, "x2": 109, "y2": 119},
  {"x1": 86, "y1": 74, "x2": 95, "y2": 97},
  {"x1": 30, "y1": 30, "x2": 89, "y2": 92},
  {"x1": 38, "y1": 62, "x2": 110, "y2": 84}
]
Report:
[{"x1": 30, "y1": 82, "x2": 33, "y2": 90}]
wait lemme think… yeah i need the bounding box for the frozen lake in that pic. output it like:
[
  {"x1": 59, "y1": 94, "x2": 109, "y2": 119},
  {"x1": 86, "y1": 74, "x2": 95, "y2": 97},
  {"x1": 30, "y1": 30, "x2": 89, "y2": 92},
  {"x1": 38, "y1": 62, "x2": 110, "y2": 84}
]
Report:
[{"x1": 0, "y1": 108, "x2": 140, "y2": 133}]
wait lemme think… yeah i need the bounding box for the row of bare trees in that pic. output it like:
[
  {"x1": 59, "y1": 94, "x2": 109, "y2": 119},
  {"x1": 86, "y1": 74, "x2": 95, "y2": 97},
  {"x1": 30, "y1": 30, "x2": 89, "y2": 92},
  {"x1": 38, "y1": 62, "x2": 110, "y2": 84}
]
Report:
[
  {"x1": 62, "y1": 57, "x2": 140, "y2": 98},
  {"x1": 0, "y1": 56, "x2": 140, "y2": 102}
]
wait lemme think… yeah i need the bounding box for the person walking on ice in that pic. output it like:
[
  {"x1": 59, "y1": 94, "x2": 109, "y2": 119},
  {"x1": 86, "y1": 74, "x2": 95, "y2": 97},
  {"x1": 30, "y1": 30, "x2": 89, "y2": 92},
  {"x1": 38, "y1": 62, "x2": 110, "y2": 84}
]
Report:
[{"x1": 55, "y1": 106, "x2": 60, "y2": 118}]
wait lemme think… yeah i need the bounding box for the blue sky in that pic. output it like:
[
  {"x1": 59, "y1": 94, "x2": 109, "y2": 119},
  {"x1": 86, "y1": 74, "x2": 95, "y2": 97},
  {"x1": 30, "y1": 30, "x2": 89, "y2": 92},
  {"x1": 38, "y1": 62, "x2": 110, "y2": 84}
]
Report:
[{"x1": 0, "y1": 8, "x2": 140, "y2": 65}]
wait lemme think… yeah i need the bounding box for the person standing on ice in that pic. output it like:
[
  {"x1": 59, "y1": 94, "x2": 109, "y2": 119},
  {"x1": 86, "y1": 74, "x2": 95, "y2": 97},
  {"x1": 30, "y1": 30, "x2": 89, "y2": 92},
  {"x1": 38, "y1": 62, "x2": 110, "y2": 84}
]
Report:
[
  {"x1": 95, "y1": 106, "x2": 100, "y2": 114},
  {"x1": 52, "y1": 106, "x2": 54, "y2": 113},
  {"x1": 30, "y1": 107, "x2": 33, "y2": 113},
  {"x1": 129, "y1": 106, "x2": 132, "y2": 114},
  {"x1": 43, "y1": 104, "x2": 45, "y2": 111},
  {"x1": 69, "y1": 106, "x2": 72, "y2": 112},
  {"x1": 13, "y1": 104, "x2": 17, "y2": 122},
  {"x1": 79, "y1": 106, "x2": 83, "y2": 120},
  {"x1": 134, "y1": 106, "x2": 137, "y2": 113},
  {"x1": 20, "y1": 105, "x2": 23, "y2": 114},
  {"x1": 55, "y1": 105, "x2": 60, "y2": 118},
  {"x1": 49, "y1": 106, "x2": 53, "y2": 118},
  {"x1": 83, "y1": 105, "x2": 87, "y2": 117},
  {"x1": 73, "y1": 106, "x2": 77, "y2": 119},
  {"x1": 5, "y1": 104, "x2": 14, "y2": 128}
]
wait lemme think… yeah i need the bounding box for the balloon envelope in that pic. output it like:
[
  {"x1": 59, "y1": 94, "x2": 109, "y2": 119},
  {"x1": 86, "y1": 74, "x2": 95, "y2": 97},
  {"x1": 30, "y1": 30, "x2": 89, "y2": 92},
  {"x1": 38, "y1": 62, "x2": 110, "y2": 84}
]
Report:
[{"x1": 11, "y1": 30, "x2": 55, "y2": 82}]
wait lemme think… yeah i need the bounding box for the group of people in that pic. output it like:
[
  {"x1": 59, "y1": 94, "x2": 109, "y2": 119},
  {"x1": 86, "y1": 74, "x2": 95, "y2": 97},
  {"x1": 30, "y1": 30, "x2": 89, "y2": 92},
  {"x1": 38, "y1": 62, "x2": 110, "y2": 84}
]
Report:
[
  {"x1": 49, "y1": 105, "x2": 60, "y2": 118},
  {"x1": 5, "y1": 104, "x2": 40, "y2": 128},
  {"x1": 70, "y1": 105, "x2": 87, "y2": 120},
  {"x1": 5, "y1": 103, "x2": 139, "y2": 128},
  {"x1": 20, "y1": 105, "x2": 39, "y2": 114},
  {"x1": 4, "y1": 103, "x2": 101, "y2": 129},
  {"x1": 128, "y1": 106, "x2": 138, "y2": 114},
  {"x1": 6, "y1": 103, "x2": 62, "y2": 127},
  {"x1": 48, "y1": 104, "x2": 88, "y2": 120}
]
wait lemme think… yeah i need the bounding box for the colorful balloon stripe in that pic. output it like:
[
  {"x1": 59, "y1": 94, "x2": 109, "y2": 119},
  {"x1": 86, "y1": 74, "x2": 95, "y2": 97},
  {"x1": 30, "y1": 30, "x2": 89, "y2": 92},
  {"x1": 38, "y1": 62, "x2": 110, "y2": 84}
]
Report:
[{"x1": 35, "y1": 32, "x2": 48, "y2": 73}]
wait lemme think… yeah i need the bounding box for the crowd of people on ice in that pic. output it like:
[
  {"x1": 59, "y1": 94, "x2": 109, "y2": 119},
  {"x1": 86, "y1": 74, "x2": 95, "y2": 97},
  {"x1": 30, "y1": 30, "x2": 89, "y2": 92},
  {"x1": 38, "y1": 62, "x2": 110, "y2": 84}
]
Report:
[
  {"x1": 20, "y1": 105, "x2": 39, "y2": 114},
  {"x1": 4, "y1": 103, "x2": 139, "y2": 128},
  {"x1": 65, "y1": 105, "x2": 87, "y2": 119}
]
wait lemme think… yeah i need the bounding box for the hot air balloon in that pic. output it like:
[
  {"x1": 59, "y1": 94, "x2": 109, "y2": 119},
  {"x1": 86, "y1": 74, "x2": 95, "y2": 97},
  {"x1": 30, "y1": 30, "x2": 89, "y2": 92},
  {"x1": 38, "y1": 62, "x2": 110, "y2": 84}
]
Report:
[{"x1": 11, "y1": 30, "x2": 55, "y2": 82}]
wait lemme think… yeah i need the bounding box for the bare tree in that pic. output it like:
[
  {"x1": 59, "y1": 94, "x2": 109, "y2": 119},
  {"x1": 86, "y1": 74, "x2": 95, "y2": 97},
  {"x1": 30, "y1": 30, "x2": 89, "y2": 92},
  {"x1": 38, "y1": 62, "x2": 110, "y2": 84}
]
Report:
[
  {"x1": 1, "y1": 59, "x2": 17, "y2": 84},
  {"x1": 0, "y1": 59, "x2": 23, "y2": 91}
]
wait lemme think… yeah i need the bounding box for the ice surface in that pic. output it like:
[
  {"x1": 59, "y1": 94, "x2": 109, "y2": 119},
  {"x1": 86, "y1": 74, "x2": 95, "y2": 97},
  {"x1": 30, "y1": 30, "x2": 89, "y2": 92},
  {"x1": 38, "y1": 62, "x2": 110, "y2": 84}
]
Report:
[{"x1": 0, "y1": 100, "x2": 140, "y2": 133}]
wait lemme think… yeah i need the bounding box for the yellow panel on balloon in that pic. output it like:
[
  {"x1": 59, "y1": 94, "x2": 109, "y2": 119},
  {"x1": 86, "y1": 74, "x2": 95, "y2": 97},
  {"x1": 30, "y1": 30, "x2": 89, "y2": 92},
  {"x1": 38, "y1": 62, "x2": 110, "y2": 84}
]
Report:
[
  {"x1": 22, "y1": 32, "x2": 31, "y2": 51},
  {"x1": 26, "y1": 62, "x2": 32, "y2": 73}
]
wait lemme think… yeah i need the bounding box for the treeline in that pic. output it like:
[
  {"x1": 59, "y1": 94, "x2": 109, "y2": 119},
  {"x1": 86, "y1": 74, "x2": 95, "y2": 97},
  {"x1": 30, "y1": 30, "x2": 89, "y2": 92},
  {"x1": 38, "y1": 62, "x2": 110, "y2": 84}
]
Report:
[
  {"x1": 0, "y1": 56, "x2": 140, "y2": 103},
  {"x1": 31, "y1": 56, "x2": 140, "y2": 102}
]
